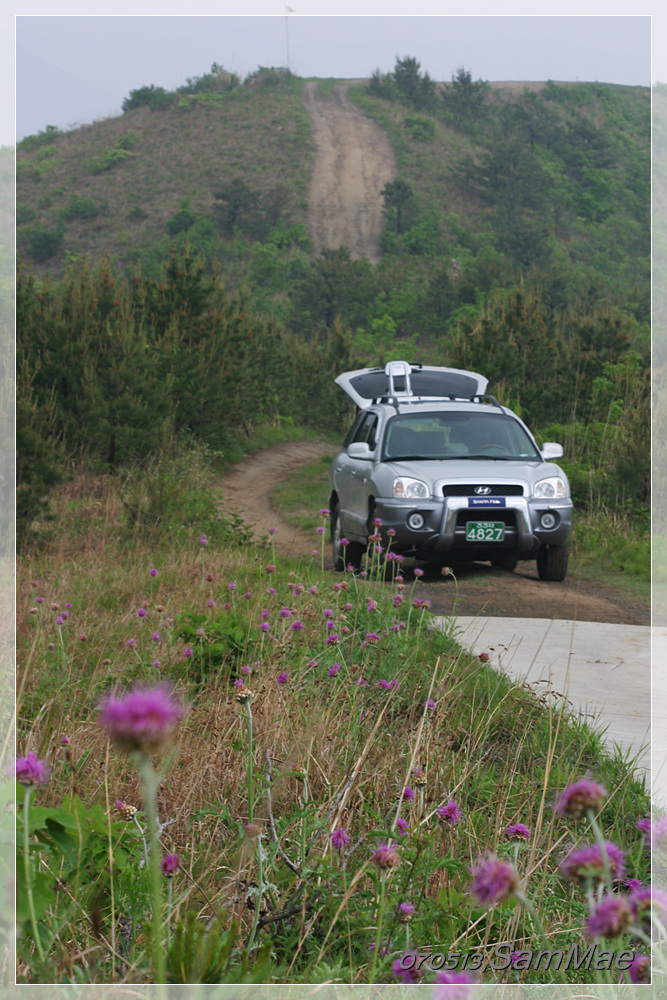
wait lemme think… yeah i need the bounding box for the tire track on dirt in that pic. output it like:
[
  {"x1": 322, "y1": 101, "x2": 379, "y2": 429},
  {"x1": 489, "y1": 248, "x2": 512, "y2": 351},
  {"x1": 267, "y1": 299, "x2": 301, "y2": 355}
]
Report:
[
  {"x1": 302, "y1": 81, "x2": 395, "y2": 263},
  {"x1": 216, "y1": 440, "x2": 337, "y2": 559}
]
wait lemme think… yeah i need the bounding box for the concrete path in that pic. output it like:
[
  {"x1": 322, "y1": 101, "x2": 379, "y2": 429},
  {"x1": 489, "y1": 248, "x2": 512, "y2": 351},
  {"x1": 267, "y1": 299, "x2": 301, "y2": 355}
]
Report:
[{"x1": 433, "y1": 616, "x2": 661, "y2": 801}]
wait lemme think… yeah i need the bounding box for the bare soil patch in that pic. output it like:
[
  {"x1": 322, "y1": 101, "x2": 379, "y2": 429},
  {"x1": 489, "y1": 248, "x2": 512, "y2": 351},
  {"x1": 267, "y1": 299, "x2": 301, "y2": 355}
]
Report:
[
  {"x1": 216, "y1": 441, "x2": 650, "y2": 626},
  {"x1": 302, "y1": 82, "x2": 395, "y2": 263}
]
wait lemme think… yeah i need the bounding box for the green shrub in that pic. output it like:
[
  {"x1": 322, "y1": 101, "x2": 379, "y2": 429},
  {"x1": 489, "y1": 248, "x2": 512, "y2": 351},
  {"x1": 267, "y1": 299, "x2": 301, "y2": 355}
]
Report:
[
  {"x1": 90, "y1": 133, "x2": 137, "y2": 174},
  {"x1": 16, "y1": 205, "x2": 36, "y2": 226},
  {"x1": 60, "y1": 194, "x2": 107, "y2": 220},
  {"x1": 24, "y1": 222, "x2": 65, "y2": 262},
  {"x1": 122, "y1": 84, "x2": 174, "y2": 112},
  {"x1": 404, "y1": 114, "x2": 436, "y2": 142}
]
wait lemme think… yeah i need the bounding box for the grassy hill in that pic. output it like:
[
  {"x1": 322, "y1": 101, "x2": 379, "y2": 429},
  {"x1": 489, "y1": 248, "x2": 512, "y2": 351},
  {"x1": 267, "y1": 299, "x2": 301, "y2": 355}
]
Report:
[
  {"x1": 16, "y1": 68, "x2": 312, "y2": 282},
  {"x1": 17, "y1": 67, "x2": 650, "y2": 330}
]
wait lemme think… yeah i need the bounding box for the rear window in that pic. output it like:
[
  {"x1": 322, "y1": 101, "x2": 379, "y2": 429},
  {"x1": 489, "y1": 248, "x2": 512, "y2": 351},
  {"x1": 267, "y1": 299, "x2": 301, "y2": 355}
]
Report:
[{"x1": 349, "y1": 369, "x2": 482, "y2": 401}]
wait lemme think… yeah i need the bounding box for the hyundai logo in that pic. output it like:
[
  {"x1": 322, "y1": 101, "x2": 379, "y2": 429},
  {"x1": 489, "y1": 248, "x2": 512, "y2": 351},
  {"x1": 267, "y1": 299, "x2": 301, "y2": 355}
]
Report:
[{"x1": 474, "y1": 486, "x2": 492, "y2": 495}]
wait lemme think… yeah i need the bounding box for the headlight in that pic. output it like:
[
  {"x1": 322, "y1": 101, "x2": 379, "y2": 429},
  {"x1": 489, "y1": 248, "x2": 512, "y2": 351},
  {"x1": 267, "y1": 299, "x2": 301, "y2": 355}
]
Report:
[
  {"x1": 534, "y1": 477, "x2": 566, "y2": 499},
  {"x1": 393, "y1": 477, "x2": 429, "y2": 499}
]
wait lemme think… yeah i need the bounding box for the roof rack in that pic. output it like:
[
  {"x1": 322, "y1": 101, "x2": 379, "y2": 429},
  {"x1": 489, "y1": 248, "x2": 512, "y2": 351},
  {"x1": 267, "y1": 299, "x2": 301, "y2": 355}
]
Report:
[{"x1": 372, "y1": 392, "x2": 504, "y2": 409}]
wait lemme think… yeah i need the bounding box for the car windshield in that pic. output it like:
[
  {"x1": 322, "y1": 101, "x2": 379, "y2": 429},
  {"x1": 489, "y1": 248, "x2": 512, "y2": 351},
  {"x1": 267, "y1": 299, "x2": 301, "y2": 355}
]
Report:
[{"x1": 382, "y1": 411, "x2": 542, "y2": 461}]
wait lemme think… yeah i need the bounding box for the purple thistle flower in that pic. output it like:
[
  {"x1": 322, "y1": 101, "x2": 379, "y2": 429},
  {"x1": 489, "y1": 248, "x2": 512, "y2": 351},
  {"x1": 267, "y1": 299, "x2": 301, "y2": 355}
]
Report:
[
  {"x1": 627, "y1": 954, "x2": 651, "y2": 984},
  {"x1": 433, "y1": 970, "x2": 477, "y2": 999},
  {"x1": 151, "y1": 632, "x2": 161, "y2": 642},
  {"x1": 340, "y1": 537, "x2": 349, "y2": 546},
  {"x1": 396, "y1": 817, "x2": 410, "y2": 834},
  {"x1": 56, "y1": 616, "x2": 65, "y2": 626},
  {"x1": 199, "y1": 535, "x2": 208, "y2": 546},
  {"x1": 277, "y1": 672, "x2": 289, "y2": 685},
  {"x1": 506, "y1": 823, "x2": 531, "y2": 841},
  {"x1": 559, "y1": 841, "x2": 626, "y2": 885},
  {"x1": 402, "y1": 785, "x2": 415, "y2": 801},
  {"x1": 98, "y1": 684, "x2": 184, "y2": 753},
  {"x1": 326, "y1": 634, "x2": 339, "y2": 645},
  {"x1": 624, "y1": 877, "x2": 643, "y2": 892},
  {"x1": 331, "y1": 827, "x2": 350, "y2": 850},
  {"x1": 372, "y1": 841, "x2": 401, "y2": 869},
  {"x1": 637, "y1": 817, "x2": 651, "y2": 847},
  {"x1": 328, "y1": 663, "x2": 341, "y2": 677},
  {"x1": 279, "y1": 607, "x2": 292, "y2": 618},
  {"x1": 15, "y1": 752, "x2": 51, "y2": 787},
  {"x1": 630, "y1": 886, "x2": 667, "y2": 928},
  {"x1": 160, "y1": 853, "x2": 181, "y2": 877},
  {"x1": 36, "y1": 596, "x2": 45, "y2": 604},
  {"x1": 397, "y1": 901, "x2": 416, "y2": 921},
  {"x1": 183, "y1": 647, "x2": 194, "y2": 658},
  {"x1": 469, "y1": 854, "x2": 518, "y2": 906},
  {"x1": 137, "y1": 608, "x2": 147, "y2": 618},
  {"x1": 320, "y1": 508, "x2": 330, "y2": 516},
  {"x1": 323, "y1": 609, "x2": 334, "y2": 619},
  {"x1": 316, "y1": 526, "x2": 325, "y2": 535},
  {"x1": 265, "y1": 564, "x2": 276, "y2": 574},
  {"x1": 586, "y1": 894, "x2": 633, "y2": 939},
  {"x1": 291, "y1": 620, "x2": 304, "y2": 631},
  {"x1": 425, "y1": 698, "x2": 437, "y2": 709},
  {"x1": 268, "y1": 527, "x2": 277, "y2": 534},
  {"x1": 437, "y1": 800, "x2": 463, "y2": 825},
  {"x1": 393, "y1": 953, "x2": 423, "y2": 984},
  {"x1": 153, "y1": 660, "x2": 162, "y2": 668},
  {"x1": 554, "y1": 778, "x2": 607, "y2": 818},
  {"x1": 150, "y1": 568, "x2": 158, "y2": 577},
  {"x1": 125, "y1": 638, "x2": 137, "y2": 648},
  {"x1": 413, "y1": 567, "x2": 424, "y2": 577},
  {"x1": 260, "y1": 622, "x2": 271, "y2": 632}
]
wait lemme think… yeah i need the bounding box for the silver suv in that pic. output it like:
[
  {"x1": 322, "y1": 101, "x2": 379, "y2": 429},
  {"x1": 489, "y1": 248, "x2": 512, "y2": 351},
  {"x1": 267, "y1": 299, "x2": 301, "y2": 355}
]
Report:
[{"x1": 328, "y1": 361, "x2": 573, "y2": 581}]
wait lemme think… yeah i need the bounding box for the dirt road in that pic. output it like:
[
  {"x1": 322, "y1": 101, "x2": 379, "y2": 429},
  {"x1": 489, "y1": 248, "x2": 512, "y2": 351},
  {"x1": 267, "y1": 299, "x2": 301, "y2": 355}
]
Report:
[
  {"x1": 216, "y1": 441, "x2": 650, "y2": 627},
  {"x1": 302, "y1": 81, "x2": 395, "y2": 262}
]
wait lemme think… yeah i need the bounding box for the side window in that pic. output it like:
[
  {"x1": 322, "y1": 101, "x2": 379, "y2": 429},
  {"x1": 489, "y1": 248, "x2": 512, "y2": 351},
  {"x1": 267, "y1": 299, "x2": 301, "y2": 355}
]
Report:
[
  {"x1": 343, "y1": 412, "x2": 365, "y2": 448},
  {"x1": 352, "y1": 412, "x2": 378, "y2": 449}
]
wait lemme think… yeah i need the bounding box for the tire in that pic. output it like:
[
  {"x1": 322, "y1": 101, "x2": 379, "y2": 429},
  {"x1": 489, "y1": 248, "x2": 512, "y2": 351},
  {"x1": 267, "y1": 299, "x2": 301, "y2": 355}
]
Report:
[
  {"x1": 537, "y1": 543, "x2": 569, "y2": 582},
  {"x1": 491, "y1": 555, "x2": 518, "y2": 572},
  {"x1": 331, "y1": 504, "x2": 364, "y2": 572}
]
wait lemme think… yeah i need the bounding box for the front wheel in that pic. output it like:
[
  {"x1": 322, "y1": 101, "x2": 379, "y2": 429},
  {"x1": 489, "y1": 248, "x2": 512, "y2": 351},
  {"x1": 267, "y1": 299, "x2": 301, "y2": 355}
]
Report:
[
  {"x1": 331, "y1": 504, "x2": 364, "y2": 572},
  {"x1": 537, "y1": 543, "x2": 569, "y2": 582}
]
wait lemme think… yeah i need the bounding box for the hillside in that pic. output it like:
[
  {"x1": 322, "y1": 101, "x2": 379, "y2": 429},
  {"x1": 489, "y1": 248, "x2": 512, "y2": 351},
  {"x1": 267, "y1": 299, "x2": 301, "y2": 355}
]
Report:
[{"x1": 16, "y1": 68, "x2": 650, "y2": 330}]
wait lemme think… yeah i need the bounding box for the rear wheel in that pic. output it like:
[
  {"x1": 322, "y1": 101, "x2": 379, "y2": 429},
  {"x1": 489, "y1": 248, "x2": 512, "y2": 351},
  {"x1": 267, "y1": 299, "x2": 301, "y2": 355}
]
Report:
[
  {"x1": 491, "y1": 555, "x2": 518, "y2": 572},
  {"x1": 537, "y1": 543, "x2": 569, "y2": 582},
  {"x1": 331, "y1": 504, "x2": 364, "y2": 572}
]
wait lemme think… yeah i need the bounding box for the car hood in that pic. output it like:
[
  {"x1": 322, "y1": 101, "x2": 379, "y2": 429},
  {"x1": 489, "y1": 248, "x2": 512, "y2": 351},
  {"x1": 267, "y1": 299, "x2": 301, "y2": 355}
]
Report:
[{"x1": 385, "y1": 458, "x2": 564, "y2": 489}]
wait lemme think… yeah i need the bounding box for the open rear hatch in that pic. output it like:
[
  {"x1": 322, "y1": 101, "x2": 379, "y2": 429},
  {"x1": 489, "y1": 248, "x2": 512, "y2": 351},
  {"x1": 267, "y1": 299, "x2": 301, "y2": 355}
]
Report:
[{"x1": 335, "y1": 361, "x2": 489, "y2": 409}]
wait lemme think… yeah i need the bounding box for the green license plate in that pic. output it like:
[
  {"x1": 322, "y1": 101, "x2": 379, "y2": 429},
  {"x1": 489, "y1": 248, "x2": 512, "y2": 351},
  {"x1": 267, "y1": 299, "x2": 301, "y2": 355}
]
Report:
[{"x1": 466, "y1": 521, "x2": 505, "y2": 542}]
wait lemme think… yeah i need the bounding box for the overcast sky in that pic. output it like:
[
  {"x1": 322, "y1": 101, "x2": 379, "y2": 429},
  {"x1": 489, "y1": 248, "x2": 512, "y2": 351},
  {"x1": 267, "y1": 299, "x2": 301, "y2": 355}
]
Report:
[{"x1": 8, "y1": 5, "x2": 659, "y2": 150}]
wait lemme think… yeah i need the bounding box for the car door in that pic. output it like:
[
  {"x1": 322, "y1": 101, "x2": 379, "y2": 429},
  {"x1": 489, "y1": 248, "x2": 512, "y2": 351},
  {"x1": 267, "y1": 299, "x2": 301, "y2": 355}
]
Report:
[{"x1": 335, "y1": 411, "x2": 378, "y2": 538}]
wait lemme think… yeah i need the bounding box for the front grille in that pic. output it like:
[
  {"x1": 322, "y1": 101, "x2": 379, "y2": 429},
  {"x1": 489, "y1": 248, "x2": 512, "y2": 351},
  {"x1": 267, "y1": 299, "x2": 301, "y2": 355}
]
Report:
[{"x1": 443, "y1": 484, "x2": 524, "y2": 497}]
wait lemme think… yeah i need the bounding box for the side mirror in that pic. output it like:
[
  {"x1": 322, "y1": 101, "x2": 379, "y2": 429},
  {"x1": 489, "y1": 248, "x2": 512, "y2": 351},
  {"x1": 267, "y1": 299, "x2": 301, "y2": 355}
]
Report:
[
  {"x1": 541, "y1": 442, "x2": 563, "y2": 460},
  {"x1": 347, "y1": 442, "x2": 373, "y2": 460}
]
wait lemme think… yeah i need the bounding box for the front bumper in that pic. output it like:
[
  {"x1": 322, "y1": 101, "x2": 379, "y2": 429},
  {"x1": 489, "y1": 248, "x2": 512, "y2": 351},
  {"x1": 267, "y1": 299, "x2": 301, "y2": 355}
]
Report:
[{"x1": 373, "y1": 494, "x2": 573, "y2": 559}]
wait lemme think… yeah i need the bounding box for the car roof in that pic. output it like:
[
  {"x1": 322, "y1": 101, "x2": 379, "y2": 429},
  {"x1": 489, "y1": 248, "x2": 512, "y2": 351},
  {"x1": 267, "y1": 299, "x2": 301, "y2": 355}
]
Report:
[{"x1": 335, "y1": 361, "x2": 488, "y2": 410}]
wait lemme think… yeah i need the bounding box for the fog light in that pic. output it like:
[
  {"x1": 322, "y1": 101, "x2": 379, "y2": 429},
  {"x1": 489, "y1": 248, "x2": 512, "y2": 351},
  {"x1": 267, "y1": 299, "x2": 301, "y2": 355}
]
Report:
[
  {"x1": 540, "y1": 512, "x2": 557, "y2": 530},
  {"x1": 407, "y1": 512, "x2": 425, "y2": 530}
]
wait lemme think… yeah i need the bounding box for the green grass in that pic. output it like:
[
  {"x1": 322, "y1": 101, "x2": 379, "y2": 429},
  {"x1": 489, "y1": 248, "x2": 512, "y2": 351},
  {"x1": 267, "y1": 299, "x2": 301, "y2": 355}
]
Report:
[
  {"x1": 270, "y1": 453, "x2": 335, "y2": 532},
  {"x1": 12, "y1": 445, "x2": 655, "y2": 987}
]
